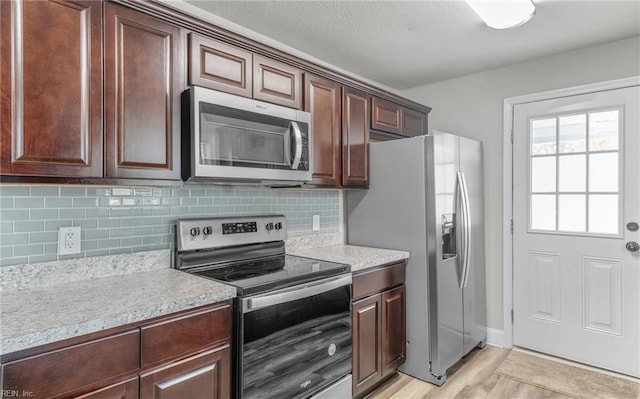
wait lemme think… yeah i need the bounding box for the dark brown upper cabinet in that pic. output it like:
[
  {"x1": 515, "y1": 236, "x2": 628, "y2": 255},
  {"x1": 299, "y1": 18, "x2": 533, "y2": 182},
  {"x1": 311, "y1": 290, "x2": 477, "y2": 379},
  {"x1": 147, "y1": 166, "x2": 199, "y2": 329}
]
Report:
[
  {"x1": 188, "y1": 34, "x2": 302, "y2": 109},
  {"x1": 104, "y1": 3, "x2": 185, "y2": 180},
  {"x1": 304, "y1": 74, "x2": 342, "y2": 187},
  {"x1": 0, "y1": 0, "x2": 103, "y2": 178},
  {"x1": 371, "y1": 96, "x2": 427, "y2": 137},
  {"x1": 371, "y1": 97, "x2": 402, "y2": 135},
  {"x1": 189, "y1": 33, "x2": 252, "y2": 98},
  {"x1": 253, "y1": 54, "x2": 302, "y2": 109},
  {"x1": 342, "y1": 87, "x2": 370, "y2": 188}
]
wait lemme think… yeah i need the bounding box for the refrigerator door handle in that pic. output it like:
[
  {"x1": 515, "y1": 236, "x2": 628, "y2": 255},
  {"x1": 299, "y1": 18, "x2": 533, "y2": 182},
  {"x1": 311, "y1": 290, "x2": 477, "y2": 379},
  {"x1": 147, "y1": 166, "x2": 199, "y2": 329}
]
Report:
[{"x1": 457, "y1": 171, "x2": 471, "y2": 289}]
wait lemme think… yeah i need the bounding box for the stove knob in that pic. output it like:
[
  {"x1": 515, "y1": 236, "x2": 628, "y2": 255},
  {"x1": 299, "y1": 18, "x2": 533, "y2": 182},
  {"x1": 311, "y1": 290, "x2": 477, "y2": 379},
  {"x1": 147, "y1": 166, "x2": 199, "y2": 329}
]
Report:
[
  {"x1": 265, "y1": 222, "x2": 274, "y2": 231},
  {"x1": 190, "y1": 227, "x2": 201, "y2": 237},
  {"x1": 202, "y1": 226, "x2": 212, "y2": 236},
  {"x1": 275, "y1": 222, "x2": 283, "y2": 230}
]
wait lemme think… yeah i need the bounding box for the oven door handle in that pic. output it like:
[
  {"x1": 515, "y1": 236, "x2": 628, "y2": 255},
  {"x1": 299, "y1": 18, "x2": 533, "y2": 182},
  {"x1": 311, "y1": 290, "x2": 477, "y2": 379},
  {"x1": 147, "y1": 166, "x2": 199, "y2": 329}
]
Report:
[{"x1": 242, "y1": 274, "x2": 352, "y2": 313}]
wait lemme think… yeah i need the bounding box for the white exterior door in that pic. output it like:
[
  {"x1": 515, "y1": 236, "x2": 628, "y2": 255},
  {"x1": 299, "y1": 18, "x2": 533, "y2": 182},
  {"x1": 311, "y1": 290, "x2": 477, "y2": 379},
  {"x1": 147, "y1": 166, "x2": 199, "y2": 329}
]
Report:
[{"x1": 512, "y1": 86, "x2": 640, "y2": 377}]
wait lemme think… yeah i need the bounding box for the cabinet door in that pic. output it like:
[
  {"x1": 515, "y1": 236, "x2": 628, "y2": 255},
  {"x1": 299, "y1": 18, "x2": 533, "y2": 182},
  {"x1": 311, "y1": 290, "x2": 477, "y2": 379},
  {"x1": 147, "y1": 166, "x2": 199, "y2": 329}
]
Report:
[
  {"x1": 342, "y1": 87, "x2": 369, "y2": 188},
  {"x1": 189, "y1": 33, "x2": 252, "y2": 98},
  {"x1": 140, "y1": 345, "x2": 231, "y2": 399},
  {"x1": 401, "y1": 108, "x2": 427, "y2": 136},
  {"x1": 0, "y1": 0, "x2": 103, "y2": 178},
  {"x1": 104, "y1": 3, "x2": 184, "y2": 180},
  {"x1": 253, "y1": 54, "x2": 302, "y2": 109},
  {"x1": 352, "y1": 294, "x2": 382, "y2": 397},
  {"x1": 381, "y1": 285, "x2": 406, "y2": 377},
  {"x1": 304, "y1": 74, "x2": 341, "y2": 187},
  {"x1": 371, "y1": 97, "x2": 401, "y2": 135},
  {"x1": 75, "y1": 377, "x2": 138, "y2": 399}
]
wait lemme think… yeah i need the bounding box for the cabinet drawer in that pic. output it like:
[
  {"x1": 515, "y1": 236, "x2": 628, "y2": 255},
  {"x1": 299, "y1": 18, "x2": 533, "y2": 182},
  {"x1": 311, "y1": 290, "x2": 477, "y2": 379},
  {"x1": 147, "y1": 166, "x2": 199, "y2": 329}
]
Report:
[
  {"x1": 352, "y1": 262, "x2": 406, "y2": 300},
  {"x1": 1, "y1": 330, "x2": 139, "y2": 399},
  {"x1": 141, "y1": 303, "x2": 232, "y2": 367}
]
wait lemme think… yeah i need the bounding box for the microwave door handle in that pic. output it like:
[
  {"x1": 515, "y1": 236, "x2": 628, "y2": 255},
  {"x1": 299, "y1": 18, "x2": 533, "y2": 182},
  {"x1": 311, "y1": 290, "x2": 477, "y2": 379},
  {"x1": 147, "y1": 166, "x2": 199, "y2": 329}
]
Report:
[{"x1": 289, "y1": 121, "x2": 303, "y2": 170}]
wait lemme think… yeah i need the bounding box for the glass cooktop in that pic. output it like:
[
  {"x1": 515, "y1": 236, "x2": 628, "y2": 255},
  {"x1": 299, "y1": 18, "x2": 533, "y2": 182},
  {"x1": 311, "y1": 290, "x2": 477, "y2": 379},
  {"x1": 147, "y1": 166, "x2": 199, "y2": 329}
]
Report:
[{"x1": 192, "y1": 255, "x2": 350, "y2": 296}]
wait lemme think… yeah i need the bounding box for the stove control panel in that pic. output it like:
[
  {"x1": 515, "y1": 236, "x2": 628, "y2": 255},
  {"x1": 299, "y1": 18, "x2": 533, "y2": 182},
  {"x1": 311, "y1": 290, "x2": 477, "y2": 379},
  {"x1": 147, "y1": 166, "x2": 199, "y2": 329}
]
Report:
[
  {"x1": 222, "y1": 222, "x2": 257, "y2": 235},
  {"x1": 176, "y1": 215, "x2": 287, "y2": 252}
]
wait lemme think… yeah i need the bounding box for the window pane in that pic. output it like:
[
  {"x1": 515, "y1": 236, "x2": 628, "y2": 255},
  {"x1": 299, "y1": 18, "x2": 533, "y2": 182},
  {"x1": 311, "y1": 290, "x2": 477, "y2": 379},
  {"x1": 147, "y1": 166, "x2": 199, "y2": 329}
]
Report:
[
  {"x1": 558, "y1": 154, "x2": 585, "y2": 192},
  {"x1": 531, "y1": 156, "x2": 556, "y2": 193},
  {"x1": 589, "y1": 110, "x2": 619, "y2": 151},
  {"x1": 531, "y1": 118, "x2": 556, "y2": 155},
  {"x1": 589, "y1": 195, "x2": 619, "y2": 234},
  {"x1": 589, "y1": 153, "x2": 618, "y2": 192},
  {"x1": 558, "y1": 195, "x2": 586, "y2": 232},
  {"x1": 531, "y1": 194, "x2": 556, "y2": 231},
  {"x1": 559, "y1": 114, "x2": 586, "y2": 153}
]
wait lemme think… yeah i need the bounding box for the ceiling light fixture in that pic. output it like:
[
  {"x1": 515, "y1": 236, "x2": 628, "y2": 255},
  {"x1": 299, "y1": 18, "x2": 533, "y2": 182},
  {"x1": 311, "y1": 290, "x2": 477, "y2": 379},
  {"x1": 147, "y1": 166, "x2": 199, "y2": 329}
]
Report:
[{"x1": 465, "y1": 0, "x2": 536, "y2": 30}]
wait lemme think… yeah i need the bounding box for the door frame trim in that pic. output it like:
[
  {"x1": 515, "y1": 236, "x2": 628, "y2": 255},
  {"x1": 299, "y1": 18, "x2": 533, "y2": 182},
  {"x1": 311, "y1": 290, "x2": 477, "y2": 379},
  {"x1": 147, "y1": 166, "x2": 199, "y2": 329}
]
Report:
[{"x1": 502, "y1": 76, "x2": 640, "y2": 348}]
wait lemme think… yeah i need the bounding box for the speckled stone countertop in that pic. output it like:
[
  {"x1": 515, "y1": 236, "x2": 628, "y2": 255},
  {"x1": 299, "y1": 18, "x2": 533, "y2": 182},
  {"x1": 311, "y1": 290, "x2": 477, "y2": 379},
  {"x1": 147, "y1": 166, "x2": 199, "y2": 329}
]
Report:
[
  {"x1": 0, "y1": 269, "x2": 236, "y2": 356},
  {"x1": 289, "y1": 245, "x2": 409, "y2": 272}
]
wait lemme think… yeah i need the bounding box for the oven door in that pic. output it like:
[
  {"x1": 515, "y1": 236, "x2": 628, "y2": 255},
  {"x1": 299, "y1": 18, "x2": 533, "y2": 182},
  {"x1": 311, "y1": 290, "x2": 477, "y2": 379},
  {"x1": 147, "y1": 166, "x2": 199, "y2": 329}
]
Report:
[
  {"x1": 239, "y1": 274, "x2": 352, "y2": 399},
  {"x1": 191, "y1": 86, "x2": 312, "y2": 183}
]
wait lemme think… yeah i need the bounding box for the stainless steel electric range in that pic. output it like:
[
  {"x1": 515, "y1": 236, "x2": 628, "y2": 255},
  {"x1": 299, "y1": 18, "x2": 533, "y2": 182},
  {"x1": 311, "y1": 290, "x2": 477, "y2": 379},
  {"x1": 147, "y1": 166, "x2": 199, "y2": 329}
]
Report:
[{"x1": 175, "y1": 215, "x2": 352, "y2": 399}]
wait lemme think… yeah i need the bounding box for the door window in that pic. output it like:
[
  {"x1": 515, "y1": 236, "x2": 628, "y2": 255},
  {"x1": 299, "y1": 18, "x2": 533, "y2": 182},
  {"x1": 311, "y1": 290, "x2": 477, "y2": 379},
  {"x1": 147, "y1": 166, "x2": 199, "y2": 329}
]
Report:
[{"x1": 529, "y1": 108, "x2": 622, "y2": 235}]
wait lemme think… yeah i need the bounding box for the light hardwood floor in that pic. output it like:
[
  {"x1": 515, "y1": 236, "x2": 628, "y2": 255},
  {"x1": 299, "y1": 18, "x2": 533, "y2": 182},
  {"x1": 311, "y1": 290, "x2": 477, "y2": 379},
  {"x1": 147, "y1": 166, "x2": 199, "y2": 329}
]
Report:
[{"x1": 370, "y1": 346, "x2": 573, "y2": 399}]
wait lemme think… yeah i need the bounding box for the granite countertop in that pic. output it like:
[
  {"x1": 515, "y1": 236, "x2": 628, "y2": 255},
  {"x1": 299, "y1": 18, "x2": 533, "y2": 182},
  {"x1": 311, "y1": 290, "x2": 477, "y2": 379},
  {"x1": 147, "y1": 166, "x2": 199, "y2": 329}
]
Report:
[
  {"x1": 289, "y1": 244, "x2": 409, "y2": 272},
  {"x1": 0, "y1": 268, "x2": 236, "y2": 356}
]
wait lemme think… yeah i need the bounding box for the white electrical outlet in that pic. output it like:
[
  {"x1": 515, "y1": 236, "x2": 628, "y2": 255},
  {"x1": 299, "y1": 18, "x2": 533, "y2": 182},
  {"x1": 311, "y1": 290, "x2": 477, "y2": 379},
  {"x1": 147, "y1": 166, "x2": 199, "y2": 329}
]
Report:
[
  {"x1": 58, "y1": 226, "x2": 81, "y2": 255},
  {"x1": 312, "y1": 215, "x2": 320, "y2": 231}
]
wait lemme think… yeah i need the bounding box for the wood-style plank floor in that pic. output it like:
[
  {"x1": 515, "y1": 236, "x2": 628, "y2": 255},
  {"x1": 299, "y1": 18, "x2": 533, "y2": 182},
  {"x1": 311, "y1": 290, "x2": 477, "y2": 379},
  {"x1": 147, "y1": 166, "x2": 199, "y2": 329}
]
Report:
[{"x1": 370, "y1": 346, "x2": 576, "y2": 399}]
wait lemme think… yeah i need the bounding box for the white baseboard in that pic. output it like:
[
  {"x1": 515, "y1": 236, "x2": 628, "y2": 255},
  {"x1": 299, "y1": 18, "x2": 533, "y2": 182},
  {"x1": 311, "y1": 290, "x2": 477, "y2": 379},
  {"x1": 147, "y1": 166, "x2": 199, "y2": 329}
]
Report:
[{"x1": 486, "y1": 328, "x2": 505, "y2": 348}]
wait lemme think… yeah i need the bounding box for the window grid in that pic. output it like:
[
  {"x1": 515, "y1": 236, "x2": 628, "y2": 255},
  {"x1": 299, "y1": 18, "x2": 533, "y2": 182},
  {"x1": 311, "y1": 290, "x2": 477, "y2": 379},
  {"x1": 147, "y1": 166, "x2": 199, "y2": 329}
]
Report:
[{"x1": 529, "y1": 107, "x2": 621, "y2": 236}]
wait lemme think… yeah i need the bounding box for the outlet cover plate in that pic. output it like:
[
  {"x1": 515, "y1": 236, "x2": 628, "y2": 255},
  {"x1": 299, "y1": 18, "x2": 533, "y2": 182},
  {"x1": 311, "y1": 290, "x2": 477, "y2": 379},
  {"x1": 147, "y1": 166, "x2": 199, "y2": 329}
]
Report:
[
  {"x1": 58, "y1": 226, "x2": 81, "y2": 255},
  {"x1": 312, "y1": 215, "x2": 320, "y2": 231}
]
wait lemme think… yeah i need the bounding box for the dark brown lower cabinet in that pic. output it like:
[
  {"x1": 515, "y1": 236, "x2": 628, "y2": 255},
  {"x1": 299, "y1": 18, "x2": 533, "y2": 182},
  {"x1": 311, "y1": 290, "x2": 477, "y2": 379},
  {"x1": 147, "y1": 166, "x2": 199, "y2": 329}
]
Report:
[
  {"x1": 0, "y1": 302, "x2": 232, "y2": 399},
  {"x1": 140, "y1": 345, "x2": 231, "y2": 399},
  {"x1": 352, "y1": 262, "x2": 406, "y2": 398}
]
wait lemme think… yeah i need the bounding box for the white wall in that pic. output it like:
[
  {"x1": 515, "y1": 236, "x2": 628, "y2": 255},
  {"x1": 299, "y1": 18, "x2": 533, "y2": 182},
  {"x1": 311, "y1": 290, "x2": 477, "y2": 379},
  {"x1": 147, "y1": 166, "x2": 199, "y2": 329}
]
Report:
[{"x1": 402, "y1": 36, "x2": 640, "y2": 331}]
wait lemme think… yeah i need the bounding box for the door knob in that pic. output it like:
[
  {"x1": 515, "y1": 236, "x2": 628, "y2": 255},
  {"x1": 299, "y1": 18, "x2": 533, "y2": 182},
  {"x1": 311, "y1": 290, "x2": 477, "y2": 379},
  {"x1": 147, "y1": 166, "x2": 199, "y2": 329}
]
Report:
[
  {"x1": 626, "y1": 241, "x2": 640, "y2": 252},
  {"x1": 627, "y1": 222, "x2": 639, "y2": 232}
]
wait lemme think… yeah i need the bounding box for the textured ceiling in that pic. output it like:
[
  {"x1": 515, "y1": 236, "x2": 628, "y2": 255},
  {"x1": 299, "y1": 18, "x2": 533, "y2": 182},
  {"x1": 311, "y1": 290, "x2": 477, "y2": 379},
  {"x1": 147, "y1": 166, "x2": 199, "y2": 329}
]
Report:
[{"x1": 177, "y1": 0, "x2": 640, "y2": 90}]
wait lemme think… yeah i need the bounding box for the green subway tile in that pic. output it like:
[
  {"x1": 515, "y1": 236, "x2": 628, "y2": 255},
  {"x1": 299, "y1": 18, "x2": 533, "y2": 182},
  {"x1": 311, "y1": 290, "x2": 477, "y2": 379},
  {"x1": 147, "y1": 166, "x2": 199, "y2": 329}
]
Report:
[
  {"x1": 28, "y1": 253, "x2": 57, "y2": 263},
  {"x1": 29, "y1": 231, "x2": 58, "y2": 244},
  {"x1": 152, "y1": 225, "x2": 170, "y2": 234},
  {"x1": 15, "y1": 198, "x2": 44, "y2": 209},
  {"x1": 110, "y1": 208, "x2": 132, "y2": 217},
  {"x1": 45, "y1": 220, "x2": 72, "y2": 231},
  {"x1": 121, "y1": 218, "x2": 143, "y2": 227},
  {"x1": 86, "y1": 208, "x2": 110, "y2": 218},
  {"x1": 73, "y1": 219, "x2": 98, "y2": 229},
  {"x1": 180, "y1": 198, "x2": 197, "y2": 206},
  {"x1": 190, "y1": 189, "x2": 206, "y2": 196},
  {"x1": 98, "y1": 218, "x2": 120, "y2": 228},
  {"x1": 30, "y1": 186, "x2": 59, "y2": 196},
  {"x1": 142, "y1": 198, "x2": 161, "y2": 206},
  {"x1": 110, "y1": 227, "x2": 132, "y2": 238},
  {"x1": 84, "y1": 229, "x2": 109, "y2": 240},
  {"x1": 143, "y1": 236, "x2": 162, "y2": 245},
  {"x1": 134, "y1": 188, "x2": 153, "y2": 197},
  {"x1": 0, "y1": 198, "x2": 14, "y2": 209},
  {"x1": 121, "y1": 237, "x2": 143, "y2": 246},
  {"x1": 188, "y1": 206, "x2": 206, "y2": 215},
  {"x1": 0, "y1": 186, "x2": 30, "y2": 196},
  {"x1": 45, "y1": 197, "x2": 73, "y2": 208},
  {"x1": 29, "y1": 209, "x2": 59, "y2": 220},
  {"x1": 0, "y1": 233, "x2": 29, "y2": 245},
  {"x1": 84, "y1": 249, "x2": 109, "y2": 257},
  {"x1": 98, "y1": 238, "x2": 120, "y2": 249},
  {"x1": 60, "y1": 209, "x2": 85, "y2": 219},
  {"x1": 131, "y1": 227, "x2": 153, "y2": 236},
  {"x1": 86, "y1": 187, "x2": 111, "y2": 197},
  {"x1": 15, "y1": 221, "x2": 44, "y2": 232},
  {"x1": 73, "y1": 198, "x2": 98, "y2": 207},
  {"x1": 0, "y1": 257, "x2": 28, "y2": 266},
  {"x1": 0, "y1": 221, "x2": 13, "y2": 234},
  {"x1": 142, "y1": 217, "x2": 162, "y2": 226},
  {"x1": 152, "y1": 207, "x2": 171, "y2": 216},
  {"x1": 60, "y1": 186, "x2": 87, "y2": 196},
  {"x1": 109, "y1": 247, "x2": 132, "y2": 255},
  {"x1": 44, "y1": 243, "x2": 57, "y2": 254},
  {"x1": 198, "y1": 198, "x2": 213, "y2": 206},
  {"x1": 14, "y1": 244, "x2": 43, "y2": 257},
  {"x1": 82, "y1": 240, "x2": 98, "y2": 251},
  {"x1": 0, "y1": 246, "x2": 12, "y2": 258}
]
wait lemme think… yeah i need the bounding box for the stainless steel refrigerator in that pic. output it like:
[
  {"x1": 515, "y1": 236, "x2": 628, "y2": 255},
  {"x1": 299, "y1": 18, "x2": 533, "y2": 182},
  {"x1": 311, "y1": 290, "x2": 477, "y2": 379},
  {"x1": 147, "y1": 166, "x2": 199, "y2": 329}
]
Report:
[{"x1": 347, "y1": 132, "x2": 486, "y2": 385}]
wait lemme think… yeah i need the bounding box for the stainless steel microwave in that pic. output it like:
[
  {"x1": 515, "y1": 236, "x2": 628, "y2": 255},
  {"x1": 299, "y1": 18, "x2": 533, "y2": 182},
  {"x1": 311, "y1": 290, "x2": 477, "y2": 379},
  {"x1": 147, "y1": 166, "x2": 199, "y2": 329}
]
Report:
[{"x1": 185, "y1": 86, "x2": 312, "y2": 184}]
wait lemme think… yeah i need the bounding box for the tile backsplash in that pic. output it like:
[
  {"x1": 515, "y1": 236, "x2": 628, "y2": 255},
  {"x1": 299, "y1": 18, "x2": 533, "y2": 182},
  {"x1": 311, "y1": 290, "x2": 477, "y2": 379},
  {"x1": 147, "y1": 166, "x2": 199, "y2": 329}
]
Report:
[{"x1": 0, "y1": 184, "x2": 340, "y2": 266}]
